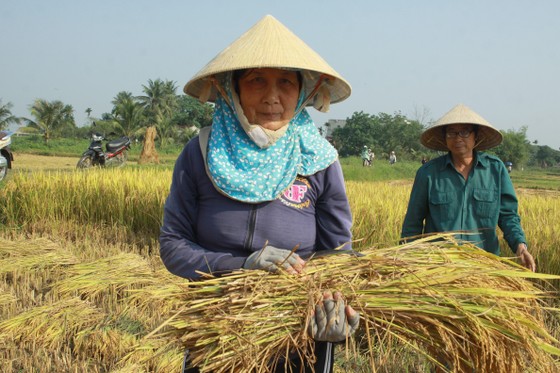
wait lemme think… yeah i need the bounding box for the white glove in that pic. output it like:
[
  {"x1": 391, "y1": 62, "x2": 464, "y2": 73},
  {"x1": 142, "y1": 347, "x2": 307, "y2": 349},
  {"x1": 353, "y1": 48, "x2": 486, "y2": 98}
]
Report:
[
  {"x1": 243, "y1": 245, "x2": 304, "y2": 273},
  {"x1": 309, "y1": 291, "x2": 360, "y2": 342}
]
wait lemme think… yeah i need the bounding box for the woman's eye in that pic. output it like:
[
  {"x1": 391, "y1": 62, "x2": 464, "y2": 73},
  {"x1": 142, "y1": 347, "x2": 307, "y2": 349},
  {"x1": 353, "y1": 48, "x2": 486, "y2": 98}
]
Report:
[
  {"x1": 280, "y1": 78, "x2": 296, "y2": 86},
  {"x1": 247, "y1": 77, "x2": 266, "y2": 85}
]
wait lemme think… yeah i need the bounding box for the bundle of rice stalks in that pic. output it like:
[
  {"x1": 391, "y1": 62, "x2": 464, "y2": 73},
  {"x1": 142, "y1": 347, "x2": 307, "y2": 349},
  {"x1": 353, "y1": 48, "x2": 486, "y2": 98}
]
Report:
[
  {"x1": 0, "y1": 297, "x2": 105, "y2": 350},
  {"x1": 52, "y1": 252, "x2": 157, "y2": 302},
  {"x1": 146, "y1": 235, "x2": 560, "y2": 373},
  {"x1": 0, "y1": 237, "x2": 78, "y2": 275},
  {"x1": 51, "y1": 252, "x2": 186, "y2": 325}
]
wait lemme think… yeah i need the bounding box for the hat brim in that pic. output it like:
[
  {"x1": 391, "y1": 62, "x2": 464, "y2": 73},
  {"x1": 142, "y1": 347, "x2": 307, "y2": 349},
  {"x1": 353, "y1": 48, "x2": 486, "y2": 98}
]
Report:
[
  {"x1": 421, "y1": 125, "x2": 503, "y2": 151},
  {"x1": 184, "y1": 15, "x2": 351, "y2": 106},
  {"x1": 421, "y1": 104, "x2": 503, "y2": 151}
]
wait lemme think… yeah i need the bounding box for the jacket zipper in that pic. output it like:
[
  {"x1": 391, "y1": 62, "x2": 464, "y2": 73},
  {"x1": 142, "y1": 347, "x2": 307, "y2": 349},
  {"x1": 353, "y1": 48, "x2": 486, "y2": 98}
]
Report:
[{"x1": 244, "y1": 205, "x2": 257, "y2": 250}]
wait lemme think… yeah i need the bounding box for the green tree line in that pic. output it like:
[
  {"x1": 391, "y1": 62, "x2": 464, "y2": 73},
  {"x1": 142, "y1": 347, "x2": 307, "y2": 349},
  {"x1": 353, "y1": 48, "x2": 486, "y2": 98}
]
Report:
[{"x1": 2, "y1": 79, "x2": 214, "y2": 148}]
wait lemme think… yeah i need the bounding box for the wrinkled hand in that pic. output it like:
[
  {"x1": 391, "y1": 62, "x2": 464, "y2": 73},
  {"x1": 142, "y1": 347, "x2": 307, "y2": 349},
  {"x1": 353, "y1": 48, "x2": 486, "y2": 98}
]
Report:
[
  {"x1": 243, "y1": 245, "x2": 305, "y2": 274},
  {"x1": 308, "y1": 291, "x2": 360, "y2": 342},
  {"x1": 517, "y1": 244, "x2": 536, "y2": 272}
]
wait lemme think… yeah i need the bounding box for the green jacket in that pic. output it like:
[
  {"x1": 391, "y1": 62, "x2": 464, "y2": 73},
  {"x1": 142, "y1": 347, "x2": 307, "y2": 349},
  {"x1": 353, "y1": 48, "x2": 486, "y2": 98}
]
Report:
[{"x1": 401, "y1": 151, "x2": 527, "y2": 255}]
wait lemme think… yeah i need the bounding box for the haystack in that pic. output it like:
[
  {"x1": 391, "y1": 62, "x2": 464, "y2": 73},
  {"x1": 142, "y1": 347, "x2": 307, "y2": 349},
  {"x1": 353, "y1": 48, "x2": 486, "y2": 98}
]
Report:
[{"x1": 139, "y1": 126, "x2": 159, "y2": 164}]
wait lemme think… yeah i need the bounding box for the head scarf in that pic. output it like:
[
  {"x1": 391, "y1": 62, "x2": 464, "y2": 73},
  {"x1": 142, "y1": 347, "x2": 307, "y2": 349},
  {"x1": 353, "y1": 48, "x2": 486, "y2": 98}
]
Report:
[{"x1": 206, "y1": 73, "x2": 338, "y2": 203}]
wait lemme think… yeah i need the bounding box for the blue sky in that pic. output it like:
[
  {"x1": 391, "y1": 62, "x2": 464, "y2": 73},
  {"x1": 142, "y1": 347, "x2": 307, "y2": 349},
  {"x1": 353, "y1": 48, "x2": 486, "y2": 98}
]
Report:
[{"x1": 1, "y1": 0, "x2": 559, "y2": 149}]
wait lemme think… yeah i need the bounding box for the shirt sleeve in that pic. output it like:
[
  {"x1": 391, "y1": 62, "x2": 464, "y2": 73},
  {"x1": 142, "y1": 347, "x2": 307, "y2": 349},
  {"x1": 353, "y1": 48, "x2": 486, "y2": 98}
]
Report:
[
  {"x1": 401, "y1": 167, "x2": 429, "y2": 240},
  {"x1": 159, "y1": 139, "x2": 246, "y2": 280},
  {"x1": 314, "y1": 160, "x2": 353, "y2": 251},
  {"x1": 497, "y1": 162, "x2": 527, "y2": 252}
]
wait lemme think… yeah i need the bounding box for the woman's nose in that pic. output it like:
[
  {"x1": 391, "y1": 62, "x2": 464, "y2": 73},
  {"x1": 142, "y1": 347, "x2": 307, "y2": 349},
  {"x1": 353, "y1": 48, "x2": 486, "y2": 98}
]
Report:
[{"x1": 263, "y1": 84, "x2": 280, "y2": 104}]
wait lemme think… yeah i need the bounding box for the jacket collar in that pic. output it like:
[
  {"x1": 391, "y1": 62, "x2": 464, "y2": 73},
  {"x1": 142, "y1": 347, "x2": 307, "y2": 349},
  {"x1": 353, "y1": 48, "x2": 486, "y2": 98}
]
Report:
[{"x1": 442, "y1": 151, "x2": 488, "y2": 171}]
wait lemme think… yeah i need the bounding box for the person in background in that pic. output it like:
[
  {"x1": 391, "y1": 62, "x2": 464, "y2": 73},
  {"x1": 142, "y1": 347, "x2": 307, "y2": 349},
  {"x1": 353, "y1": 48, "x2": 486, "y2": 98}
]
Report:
[
  {"x1": 361, "y1": 145, "x2": 371, "y2": 166},
  {"x1": 505, "y1": 161, "x2": 513, "y2": 173},
  {"x1": 389, "y1": 150, "x2": 397, "y2": 165},
  {"x1": 159, "y1": 15, "x2": 360, "y2": 373},
  {"x1": 401, "y1": 103, "x2": 536, "y2": 272},
  {"x1": 421, "y1": 156, "x2": 427, "y2": 165}
]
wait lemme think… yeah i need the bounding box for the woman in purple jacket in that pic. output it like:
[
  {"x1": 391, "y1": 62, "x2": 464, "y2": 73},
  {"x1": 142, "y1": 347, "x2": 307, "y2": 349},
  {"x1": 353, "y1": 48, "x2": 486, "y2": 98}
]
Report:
[{"x1": 160, "y1": 15, "x2": 359, "y2": 373}]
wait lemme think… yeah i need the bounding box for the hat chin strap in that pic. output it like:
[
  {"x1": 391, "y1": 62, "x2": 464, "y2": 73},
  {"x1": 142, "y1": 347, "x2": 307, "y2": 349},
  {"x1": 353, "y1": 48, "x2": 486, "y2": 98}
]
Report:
[
  {"x1": 473, "y1": 137, "x2": 484, "y2": 150},
  {"x1": 297, "y1": 74, "x2": 333, "y2": 114},
  {"x1": 231, "y1": 90, "x2": 290, "y2": 149}
]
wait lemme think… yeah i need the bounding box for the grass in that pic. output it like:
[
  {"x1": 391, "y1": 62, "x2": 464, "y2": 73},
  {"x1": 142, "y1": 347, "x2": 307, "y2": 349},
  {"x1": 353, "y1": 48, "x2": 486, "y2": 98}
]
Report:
[
  {"x1": 339, "y1": 156, "x2": 422, "y2": 182},
  {"x1": 510, "y1": 167, "x2": 560, "y2": 190},
  {"x1": 9, "y1": 135, "x2": 90, "y2": 156}
]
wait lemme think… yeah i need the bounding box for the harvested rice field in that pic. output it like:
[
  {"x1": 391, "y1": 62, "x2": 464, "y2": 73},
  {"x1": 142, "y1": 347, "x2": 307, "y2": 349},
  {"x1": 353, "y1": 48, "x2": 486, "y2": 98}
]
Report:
[{"x1": 1, "y1": 166, "x2": 560, "y2": 372}]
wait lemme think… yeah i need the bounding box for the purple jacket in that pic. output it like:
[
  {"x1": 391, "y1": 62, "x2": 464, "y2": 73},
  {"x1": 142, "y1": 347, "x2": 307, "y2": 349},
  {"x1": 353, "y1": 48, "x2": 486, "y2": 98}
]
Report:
[{"x1": 159, "y1": 135, "x2": 353, "y2": 280}]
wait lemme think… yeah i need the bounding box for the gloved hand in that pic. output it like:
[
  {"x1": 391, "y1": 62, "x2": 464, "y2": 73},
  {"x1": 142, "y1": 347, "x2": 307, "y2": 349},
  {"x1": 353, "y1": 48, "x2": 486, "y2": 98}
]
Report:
[
  {"x1": 243, "y1": 245, "x2": 305, "y2": 274},
  {"x1": 308, "y1": 291, "x2": 360, "y2": 343}
]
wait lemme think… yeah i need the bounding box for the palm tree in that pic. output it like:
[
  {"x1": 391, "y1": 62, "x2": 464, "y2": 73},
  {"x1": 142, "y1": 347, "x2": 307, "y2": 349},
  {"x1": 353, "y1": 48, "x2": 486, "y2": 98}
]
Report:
[
  {"x1": 85, "y1": 108, "x2": 92, "y2": 117},
  {"x1": 111, "y1": 91, "x2": 145, "y2": 138},
  {"x1": 137, "y1": 79, "x2": 178, "y2": 147},
  {"x1": 0, "y1": 100, "x2": 19, "y2": 130},
  {"x1": 23, "y1": 99, "x2": 75, "y2": 145}
]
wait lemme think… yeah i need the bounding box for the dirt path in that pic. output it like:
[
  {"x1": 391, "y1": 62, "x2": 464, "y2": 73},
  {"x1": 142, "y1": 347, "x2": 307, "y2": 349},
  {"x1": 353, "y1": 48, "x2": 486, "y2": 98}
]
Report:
[
  {"x1": 13, "y1": 153, "x2": 79, "y2": 170},
  {"x1": 518, "y1": 188, "x2": 560, "y2": 197},
  {"x1": 12, "y1": 153, "x2": 137, "y2": 171}
]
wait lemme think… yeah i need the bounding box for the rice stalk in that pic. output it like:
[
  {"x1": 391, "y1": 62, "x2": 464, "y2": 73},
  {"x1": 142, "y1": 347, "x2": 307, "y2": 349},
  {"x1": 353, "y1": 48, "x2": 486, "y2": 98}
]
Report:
[
  {"x1": 144, "y1": 235, "x2": 560, "y2": 373},
  {"x1": 0, "y1": 288, "x2": 17, "y2": 318},
  {"x1": 0, "y1": 237, "x2": 78, "y2": 275},
  {"x1": 72, "y1": 327, "x2": 139, "y2": 362},
  {"x1": 0, "y1": 297, "x2": 105, "y2": 350},
  {"x1": 52, "y1": 252, "x2": 157, "y2": 302},
  {"x1": 116, "y1": 338, "x2": 184, "y2": 373}
]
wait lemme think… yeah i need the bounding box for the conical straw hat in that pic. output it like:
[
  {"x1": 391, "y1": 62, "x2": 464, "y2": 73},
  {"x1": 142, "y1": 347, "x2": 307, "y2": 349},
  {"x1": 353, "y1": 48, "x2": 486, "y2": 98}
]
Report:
[
  {"x1": 421, "y1": 104, "x2": 503, "y2": 151},
  {"x1": 184, "y1": 15, "x2": 351, "y2": 107}
]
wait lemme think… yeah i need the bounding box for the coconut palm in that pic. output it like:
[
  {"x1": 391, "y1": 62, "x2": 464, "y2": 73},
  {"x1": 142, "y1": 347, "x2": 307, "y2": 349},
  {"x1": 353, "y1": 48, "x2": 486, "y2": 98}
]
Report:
[
  {"x1": 137, "y1": 79, "x2": 178, "y2": 147},
  {"x1": 0, "y1": 100, "x2": 19, "y2": 131},
  {"x1": 111, "y1": 91, "x2": 146, "y2": 139},
  {"x1": 23, "y1": 99, "x2": 75, "y2": 145}
]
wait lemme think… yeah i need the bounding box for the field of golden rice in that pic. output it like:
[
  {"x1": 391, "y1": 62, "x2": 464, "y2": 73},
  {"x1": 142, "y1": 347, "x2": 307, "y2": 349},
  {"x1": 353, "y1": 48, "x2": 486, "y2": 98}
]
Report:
[{"x1": 1, "y1": 155, "x2": 559, "y2": 372}]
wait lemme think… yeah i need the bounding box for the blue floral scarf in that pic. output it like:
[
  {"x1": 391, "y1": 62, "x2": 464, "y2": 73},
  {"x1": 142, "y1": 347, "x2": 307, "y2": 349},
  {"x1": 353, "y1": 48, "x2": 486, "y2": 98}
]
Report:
[{"x1": 206, "y1": 74, "x2": 338, "y2": 203}]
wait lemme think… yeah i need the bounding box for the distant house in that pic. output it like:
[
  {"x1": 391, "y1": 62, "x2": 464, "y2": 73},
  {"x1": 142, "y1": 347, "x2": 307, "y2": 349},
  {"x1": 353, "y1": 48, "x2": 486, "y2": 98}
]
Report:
[{"x1": 323, "y1": 119, "x2": 346, "y2": 139}]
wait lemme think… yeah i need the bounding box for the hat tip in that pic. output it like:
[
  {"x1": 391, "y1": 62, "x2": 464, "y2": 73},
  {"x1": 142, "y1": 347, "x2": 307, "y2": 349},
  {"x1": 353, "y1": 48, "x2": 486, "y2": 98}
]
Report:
[{"x1": 260, "y1": 14, "x2": 278, "y2": 22}]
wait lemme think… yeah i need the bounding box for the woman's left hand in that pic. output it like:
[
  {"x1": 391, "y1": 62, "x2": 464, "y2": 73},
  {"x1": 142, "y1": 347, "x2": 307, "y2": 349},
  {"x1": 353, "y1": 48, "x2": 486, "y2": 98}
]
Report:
[
  {"x1": 308, "y1": 291, "x2": 360, "y2": 342},
  {"x1": 517, "y1": 244, "x2": 536, "y2": 272}
]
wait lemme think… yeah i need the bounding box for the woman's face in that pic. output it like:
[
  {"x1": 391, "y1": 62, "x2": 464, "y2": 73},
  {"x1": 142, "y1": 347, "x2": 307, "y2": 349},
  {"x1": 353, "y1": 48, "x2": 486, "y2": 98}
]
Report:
[
  {"x1": 237, "y1": 68, "x2": 300, "y2": 130},
  {"x1": 445, "y1": 123, "x2": 476, "y2": 159}
]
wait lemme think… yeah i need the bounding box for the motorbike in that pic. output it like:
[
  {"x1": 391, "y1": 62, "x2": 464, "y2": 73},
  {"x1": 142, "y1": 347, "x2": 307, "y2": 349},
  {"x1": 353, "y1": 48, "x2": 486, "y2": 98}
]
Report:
[
  {"x1": 77, "y1": 133, "x2": 131, "y2": 169},
  {"x1": 0, "y1": 130, "x2": 14, "y2": 182}
]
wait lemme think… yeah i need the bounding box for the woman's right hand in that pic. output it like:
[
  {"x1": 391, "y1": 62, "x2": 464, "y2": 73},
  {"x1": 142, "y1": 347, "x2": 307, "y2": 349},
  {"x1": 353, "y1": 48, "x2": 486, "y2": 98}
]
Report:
[
  {"x1": 308, "y1": 291, "x2": 360, "y2": 342},
  {"x1": 243, "y1": 245, "x2": 305, "y2": 274}
]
